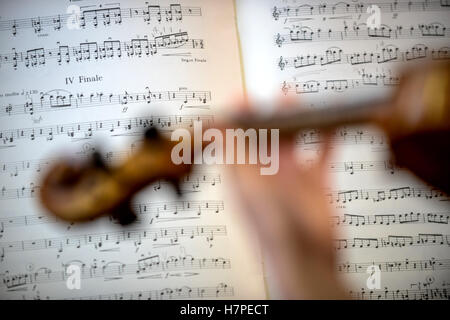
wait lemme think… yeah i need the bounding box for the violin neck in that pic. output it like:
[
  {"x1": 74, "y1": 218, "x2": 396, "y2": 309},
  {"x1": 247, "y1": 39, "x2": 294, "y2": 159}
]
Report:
[{"x1": 230, "y1": 97, "x2": 390, "y2": 135}]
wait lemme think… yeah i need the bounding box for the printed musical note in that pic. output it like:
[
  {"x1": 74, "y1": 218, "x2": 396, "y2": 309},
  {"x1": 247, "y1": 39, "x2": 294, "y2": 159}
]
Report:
[
  {"x1": 0, "y1": 171, "x2": 221, "y2": 201},
  {"x1": 0, "y1": 4, "x2": 202, "y2": 36},
  {"x1": 0, "y1": 225, "x2": 227, "y2": 259},
  {"x1": 1, "y1": 89, "x2": 211, "y2": 117},
  {"x1": 349, "y1": 286, "x2": 449, "y2": 300},
  {"x1": 0, "y1": 33, "x2": 204, "y2": 70},
  {"x1": 328, "y1": 186, "x2": 449, "y2": 204},
  {"x1": 297, "y1": 127, "x2": 387, "y2": 147},
  {"x1": 1, "y1": 254, "x2": 231, "y2": 288},
  {"x1": 325, "y1": 160, "x2": 398, "y2": 175},
  {"x1": 282, "y1": 73, "x2": 401, "y2": 95},
  {"x1": 277, "y1": 45, "x2": 449, "y2": 70},
  {"x1": 0, "y1": 114, "x2": 214, "y2": 147},
  {"x1": 333, "y1": 233, "x2": 450, "y2": 250},
  {"x1": 331, "y1": 211, "x2": 450, "y2": 227},
  {"x1": 272, "y1": 1, "x2": 450, "y2": 21},
  {"x1": 274, "y1": 23, "x2": 449, "y2": 47},
  {"x1": 0, "y1": 200, "x2": 224, "y2": 235},
  {"x1": 337, "y1": 258, "x2": 450, "y2": 273},
  {"x1": 73, "y1": 283, "x2": 233, "y2": 300}
]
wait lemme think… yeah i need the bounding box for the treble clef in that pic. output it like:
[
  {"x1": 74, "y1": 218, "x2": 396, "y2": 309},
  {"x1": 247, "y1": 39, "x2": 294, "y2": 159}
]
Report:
[
  {"x1": 272, "y1": 6, "x2": 280, "y2": 21},
  {"x1": 275, "y1": 33, "x2": 284, "y2": 47},
  {"x1": 281, "y1": 81, "x2": 289, "y2": 95},
  {"x1": 278, "y1": 56, "x2": 286, "y2": 70}
]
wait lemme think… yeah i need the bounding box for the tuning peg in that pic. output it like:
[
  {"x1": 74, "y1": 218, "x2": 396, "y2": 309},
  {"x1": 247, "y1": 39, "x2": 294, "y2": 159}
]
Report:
[
  {"x1": 91, "y1": 151, "x2": 109, "y2": 171},
  {"x1": 144, "y1": 126, "x2": 160, "y2": 141},
  {"x1": 110, "y1": 201, "x2": 137, "y2": 225},
  {"x1": 169, "y1": 177, "x2": 182, "y2": 197}
]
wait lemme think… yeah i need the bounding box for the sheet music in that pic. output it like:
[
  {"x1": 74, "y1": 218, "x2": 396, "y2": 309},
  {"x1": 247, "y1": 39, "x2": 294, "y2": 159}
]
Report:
[
  {"x1": 236, "y1": 0, "x2": 450, "y2": 299},
  {"x1": 0, "y1": 0, "x2": 266, "y2": 299}
]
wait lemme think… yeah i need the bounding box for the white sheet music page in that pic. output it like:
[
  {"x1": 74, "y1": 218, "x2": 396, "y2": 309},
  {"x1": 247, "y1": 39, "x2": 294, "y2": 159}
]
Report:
[
  {"x1": 236, "y1": 0, "x2": 450, "y2": 299},
  {"x1": 0, "y1": 0, "x2": 266, "y2": 299}
]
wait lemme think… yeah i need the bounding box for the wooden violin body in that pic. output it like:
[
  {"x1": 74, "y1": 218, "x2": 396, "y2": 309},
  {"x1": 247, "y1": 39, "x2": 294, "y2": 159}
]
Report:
[{"x1": 40, "y1": 128, "x2": 191, "y2": 224}]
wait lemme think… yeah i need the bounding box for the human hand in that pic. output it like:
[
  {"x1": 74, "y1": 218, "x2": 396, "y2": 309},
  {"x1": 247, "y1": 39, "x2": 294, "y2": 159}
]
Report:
[{"x1": 228, "y1": 99, "x2": 347, "y2": 299}]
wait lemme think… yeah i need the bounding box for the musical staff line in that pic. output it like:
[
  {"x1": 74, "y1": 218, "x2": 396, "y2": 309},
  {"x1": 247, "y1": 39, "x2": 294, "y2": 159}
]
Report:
[
  {"x1": 0, "y1": 225, "x2": 227, "y2": 259},
  {"x1": 328, "y1": 186, "x2": 449, "y2": 203},
  {"x1": 1, "y1": 255, "x2": 230, "y2": 288},
  {"x1": 325, "y1": 160, "x2": 398, "y2": 175},
  {"x1": 0, "y1": 171, "x2": 221, "y2": 201},
  {"x1": 0, "y1": 200, "x2": 224, "y2": 236},
  {"x1": 282, "y1": 73, "x2": 400, "y2": 95},
  {"x1": 0, "y1": 155, "x2": 400, "y2": 177},
  {"x1": 278, "y1": 45, "x2": 450, "y2": 70},
  {"x1": 0, "y1": 114, "x2": 214, "y2": 147},
  {"x1": 72, "y1": 283, "x2": 233, "y2": 300},
  {"x1": 1, "y1": 88, "x2": 211, "y2": 117},
  {"x1": 275, "y1": 23, "x2": 449, "y2": 47},
  {"x1": 0, "y1": 150, "x2": 132, "y2": 177},
  {"x1": 0, "y1": 154, "x2": 406, "y2": 178},
  {"x1": 331, "y1": 211, "x2": 450, "y2": 227},
  {"x1": 7, "y1": 183, "x2": 441, "y2": 204},
  {"x1": 0, "y1": 32, "x2": 204, "y2": 70},
  {"x1": 349, "y1": 287, "x2": 449, "y2": 300},
  {"x1": 0, "y1": 4, "x2": 202, "y2": 36},
  {"x1": 334, "y1": 233, "x2": 450, "y2": 250},
  {"x1": 272, "y1": 1, "x2": 450, "y2": 20},
  {"x1": 338, "y1": 258, "x2": 450, "y2": 273},
  {"x1": 297, "y1": 127, "x2": 387, "y2": 147}
]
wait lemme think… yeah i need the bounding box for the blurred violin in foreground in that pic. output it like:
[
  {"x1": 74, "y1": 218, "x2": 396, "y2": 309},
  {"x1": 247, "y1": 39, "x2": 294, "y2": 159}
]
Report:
[{"x1": 39, "y1": 61, "x2": 450, "y2": 224}]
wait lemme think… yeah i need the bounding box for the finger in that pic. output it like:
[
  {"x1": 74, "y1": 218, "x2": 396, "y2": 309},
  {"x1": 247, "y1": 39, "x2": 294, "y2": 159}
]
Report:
[
  {"x1": 228, "y1": 165, "x2": 288, "y2": 247},
  {"x1": 318, "y1": 130, "x2": 334, "y2": 169},
  {"x1": 276, "y1": 139, "x2": 300, "y2": 179}
]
